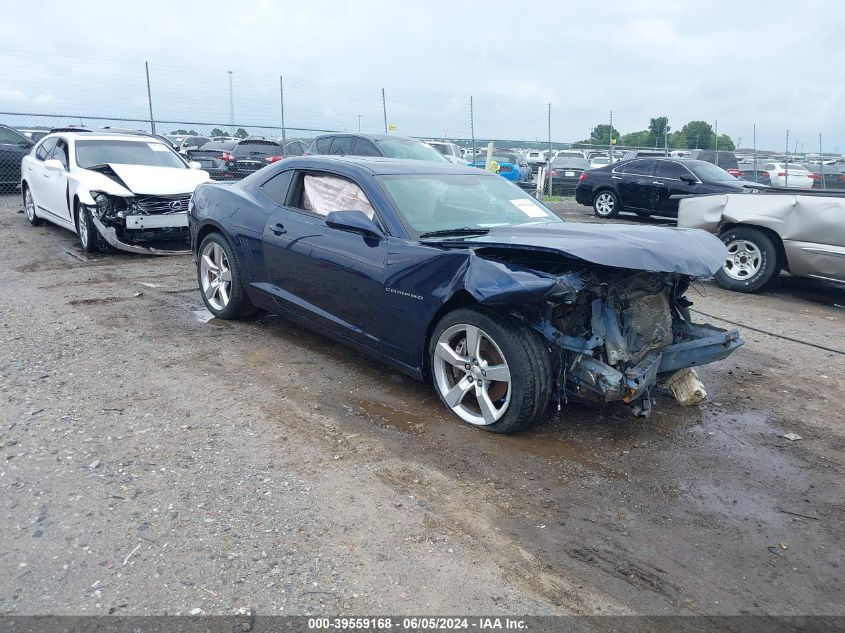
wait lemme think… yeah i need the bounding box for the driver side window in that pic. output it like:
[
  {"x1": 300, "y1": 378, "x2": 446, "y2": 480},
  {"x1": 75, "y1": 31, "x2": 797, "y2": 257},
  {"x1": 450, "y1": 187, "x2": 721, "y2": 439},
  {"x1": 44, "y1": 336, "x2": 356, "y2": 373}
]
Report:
[
  {"x1": 291, "y1": 172, "x2": 375, "y2": 221},
  {"x1": 35, "y1": 138, "x2": 58, "y2": 161},
  {"x1": 50, "y1": 139, "x2": 70, "y2": 169}
]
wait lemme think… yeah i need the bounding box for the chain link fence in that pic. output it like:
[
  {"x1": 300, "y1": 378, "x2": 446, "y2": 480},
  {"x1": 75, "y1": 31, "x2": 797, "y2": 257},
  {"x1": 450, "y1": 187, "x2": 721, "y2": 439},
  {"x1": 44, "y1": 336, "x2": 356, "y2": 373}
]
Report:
[{"x1": 2, "y1": 50, "x2": 843, "y2": 193}]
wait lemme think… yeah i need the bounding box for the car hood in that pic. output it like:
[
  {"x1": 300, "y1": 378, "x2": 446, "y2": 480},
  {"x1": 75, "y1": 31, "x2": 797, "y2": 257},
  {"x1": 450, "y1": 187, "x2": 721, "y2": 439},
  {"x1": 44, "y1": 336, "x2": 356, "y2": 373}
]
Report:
[
  {"x1": 438, "y1": 222, "x2": 727, "y2": 278},
  {"x1": 90, "y1": 163, "x2": 211, "y2": 195}
]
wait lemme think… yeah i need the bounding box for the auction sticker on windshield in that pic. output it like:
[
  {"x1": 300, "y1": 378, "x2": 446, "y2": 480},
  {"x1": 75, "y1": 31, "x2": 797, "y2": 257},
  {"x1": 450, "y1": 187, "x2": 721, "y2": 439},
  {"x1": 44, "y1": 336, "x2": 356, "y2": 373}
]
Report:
[{"x1": 510, "y1": 198, "x2": 549, "y2": 218}]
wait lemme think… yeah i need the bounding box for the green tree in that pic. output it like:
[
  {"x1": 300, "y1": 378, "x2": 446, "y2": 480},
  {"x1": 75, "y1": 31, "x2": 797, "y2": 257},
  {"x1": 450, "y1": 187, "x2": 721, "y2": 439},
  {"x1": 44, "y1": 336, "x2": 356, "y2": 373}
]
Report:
[
  {"x1": 170, "y1": 129, "x2": 188, "y2": 135},
  {"x1": 669, "y1": 131, "x2": 688, "y2": 149},
  {"x1": 677, "y1": 121, "x2": 715, "y2": 150},
  {"x1": 580, "y1": 123, "x2": 620, "y2": 145},
  {"x1": 716, "y1": 134, "x2": 736, "y2": 151},
  {"x1": 210, "y1": 128, "x2": 227, "y2": 137},
  {"x1": 621, "y1": 130, "x2": 649, "y2": 147},
  {"x1": 648, "y1": 117, "x2": 670, "y2": 148},
  {"x1": 187, "y1": 129, "x2": 198, "y2": 135},
  {"x1": 235, "y1": 128, "x2": 249, "y2": 139}
]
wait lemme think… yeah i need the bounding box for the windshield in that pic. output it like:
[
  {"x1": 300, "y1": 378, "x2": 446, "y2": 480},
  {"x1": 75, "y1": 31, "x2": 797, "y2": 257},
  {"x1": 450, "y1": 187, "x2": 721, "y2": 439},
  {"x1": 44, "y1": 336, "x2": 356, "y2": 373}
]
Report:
[
  {"x1": 471, "y1": 154, "x2": 518, "y2": 165},
  {"x1": 75, "y1": 140, "x2": 186, "y2": 169},
  {"x1": 688, "y1": 161, "x2": 736, "y2": 182},
  {"x1": 376, "y1": 139, "x2": 447, "y2": 162},
  {"x1": 232, "y1": 141, "x2": 281, "y2": 157},
  {"x1": 378, "y1": 174, "x2": 560, "y2": 237},
  {"x1": 427, "y1": 143, "x2": 451, "y2": 156}
]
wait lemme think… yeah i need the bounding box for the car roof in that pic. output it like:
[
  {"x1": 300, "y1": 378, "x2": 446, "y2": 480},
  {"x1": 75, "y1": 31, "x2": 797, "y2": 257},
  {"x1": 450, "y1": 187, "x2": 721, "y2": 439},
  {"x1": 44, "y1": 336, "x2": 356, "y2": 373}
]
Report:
[
  {"x1": 313, "y1": 133, "x2": 418, "y2": 142},
  {"x1": 278, "y1": 155, "x2": 491, "y2": 176},
  {"x1": 37, "y1": 131, "x2": 171, "y2": 143}
]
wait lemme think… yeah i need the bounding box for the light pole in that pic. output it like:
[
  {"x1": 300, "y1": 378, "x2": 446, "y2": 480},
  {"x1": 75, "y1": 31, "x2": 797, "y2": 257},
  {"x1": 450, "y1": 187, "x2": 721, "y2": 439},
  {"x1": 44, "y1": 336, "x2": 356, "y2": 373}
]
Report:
[
  {"x1": 227, "y1": 71, "x2": 234, "y2": 126},
  {"x1": 358, "y1": 114, "x2": 361, "y2": 132}
]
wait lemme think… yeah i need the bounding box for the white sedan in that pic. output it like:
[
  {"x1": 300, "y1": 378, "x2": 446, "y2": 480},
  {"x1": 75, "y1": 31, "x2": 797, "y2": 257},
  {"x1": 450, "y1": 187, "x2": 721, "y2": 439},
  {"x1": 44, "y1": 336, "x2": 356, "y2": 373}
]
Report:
[
  {"x1": 762, "y1": 162, "x2": 814, "y2": 189},
  {"x1": 21, "y1": 131, "x2": 210, "y2": 254}
]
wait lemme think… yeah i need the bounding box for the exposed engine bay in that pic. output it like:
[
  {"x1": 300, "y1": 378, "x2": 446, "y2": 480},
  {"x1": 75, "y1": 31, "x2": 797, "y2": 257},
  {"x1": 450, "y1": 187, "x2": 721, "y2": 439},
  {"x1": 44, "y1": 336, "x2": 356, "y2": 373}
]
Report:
[{"x1": 532, "y1": 267, "x2": 742, "y2": 415}]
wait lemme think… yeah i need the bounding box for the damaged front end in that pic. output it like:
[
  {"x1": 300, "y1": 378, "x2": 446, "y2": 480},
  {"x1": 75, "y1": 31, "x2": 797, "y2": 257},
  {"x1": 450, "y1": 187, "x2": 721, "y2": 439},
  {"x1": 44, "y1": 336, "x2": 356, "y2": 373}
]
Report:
[
  {"x1": 534, "y1": 269, "x2": 742, "y2": 415},
  {"x1": 85, "y1": 189, "x2": 192, "y2": 255}
]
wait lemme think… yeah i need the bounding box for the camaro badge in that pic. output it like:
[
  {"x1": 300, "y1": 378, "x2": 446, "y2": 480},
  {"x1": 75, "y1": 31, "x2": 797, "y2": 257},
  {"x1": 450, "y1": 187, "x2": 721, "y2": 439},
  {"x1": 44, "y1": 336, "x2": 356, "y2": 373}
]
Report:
[{"x1": 386, "y1": 288, "x2": 423, "y2": 301}]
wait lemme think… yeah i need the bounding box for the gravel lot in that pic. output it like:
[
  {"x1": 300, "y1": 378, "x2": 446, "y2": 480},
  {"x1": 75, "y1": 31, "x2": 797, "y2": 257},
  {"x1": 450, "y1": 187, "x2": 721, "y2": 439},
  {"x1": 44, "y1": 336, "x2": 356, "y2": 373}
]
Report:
[{"x1": 1, "y1": 191, "x2": 843, "y2": 616}]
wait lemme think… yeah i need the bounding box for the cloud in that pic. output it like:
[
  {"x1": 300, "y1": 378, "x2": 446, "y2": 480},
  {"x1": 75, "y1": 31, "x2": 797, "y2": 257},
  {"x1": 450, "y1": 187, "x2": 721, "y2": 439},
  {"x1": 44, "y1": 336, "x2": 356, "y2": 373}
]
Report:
[{"x1": 0, "y1": 0, "x2": 841, "y2": 151}]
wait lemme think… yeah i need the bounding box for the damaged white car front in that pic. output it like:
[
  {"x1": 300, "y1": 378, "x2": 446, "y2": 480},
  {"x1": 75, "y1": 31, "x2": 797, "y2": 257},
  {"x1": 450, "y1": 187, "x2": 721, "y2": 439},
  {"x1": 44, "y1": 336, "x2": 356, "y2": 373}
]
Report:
[{"x1": 80, "y1": 163, "x2": 210, "y2": 255}]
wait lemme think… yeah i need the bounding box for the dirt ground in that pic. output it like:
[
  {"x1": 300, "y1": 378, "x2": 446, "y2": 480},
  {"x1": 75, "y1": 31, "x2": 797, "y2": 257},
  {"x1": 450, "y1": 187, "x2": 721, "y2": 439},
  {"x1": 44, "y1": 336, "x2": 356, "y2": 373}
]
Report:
[{"x1": 0, "y1": 192, "x2": 842, "y2": 616}]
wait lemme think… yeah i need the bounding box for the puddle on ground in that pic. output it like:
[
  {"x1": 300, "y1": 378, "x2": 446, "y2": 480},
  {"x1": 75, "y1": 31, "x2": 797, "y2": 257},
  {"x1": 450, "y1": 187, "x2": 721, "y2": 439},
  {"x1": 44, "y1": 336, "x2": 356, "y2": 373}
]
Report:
[
  {"x1": 351, "y1": 396, "x2": 623, "y2": 478},
  {"x1": 191, "y1": 308, "x2": 232, "y2": 326},
  {"x1": 193, "y1": 309, "x2": 214, "y2": 323}
]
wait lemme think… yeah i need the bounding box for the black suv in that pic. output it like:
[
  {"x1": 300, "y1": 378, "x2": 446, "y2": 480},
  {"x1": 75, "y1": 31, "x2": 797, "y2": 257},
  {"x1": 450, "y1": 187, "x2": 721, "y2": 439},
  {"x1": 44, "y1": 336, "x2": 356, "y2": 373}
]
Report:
[
  {"x1": 0, "y1": 124, "x2": 34, "y2": 192},
  {"x1": 307, "y1": 134, "x2": 446, "y2": 162}
]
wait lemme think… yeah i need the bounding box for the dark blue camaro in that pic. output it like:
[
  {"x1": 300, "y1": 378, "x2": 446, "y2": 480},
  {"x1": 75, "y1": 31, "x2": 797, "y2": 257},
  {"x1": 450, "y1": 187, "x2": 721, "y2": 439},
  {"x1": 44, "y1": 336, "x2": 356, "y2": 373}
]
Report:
[{"x1": 189, "y1": 157, "x2": 742, "y2": 434}]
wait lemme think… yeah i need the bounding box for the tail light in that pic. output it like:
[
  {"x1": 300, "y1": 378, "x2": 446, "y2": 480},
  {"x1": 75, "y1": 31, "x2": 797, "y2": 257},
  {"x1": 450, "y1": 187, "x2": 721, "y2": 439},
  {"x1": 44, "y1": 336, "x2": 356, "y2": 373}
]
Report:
[
  {"x1": 727, "y1": 168, "x2": 741, "y2": 177},
  {"x1": 499, "y1": 165, "x2": 513, "y2": 173},
  {"x1": 808, "y1": 173, "x2": 821, "y2": 180},
  {"x1": 578, "y1": 172, "x2": 588, "y2": 182},
  {"x1": 761, "y1": 171, "x2": 770, "y2": 179},
  {"x1": 265, "y1": 156, "x2": 284, "y2": 163},
  {"x1": 778, "y1": 172, "x2": 786, "y2": 177},
  {"x1": 220, "y1": 152, "x2": 234, "y2": 162}
]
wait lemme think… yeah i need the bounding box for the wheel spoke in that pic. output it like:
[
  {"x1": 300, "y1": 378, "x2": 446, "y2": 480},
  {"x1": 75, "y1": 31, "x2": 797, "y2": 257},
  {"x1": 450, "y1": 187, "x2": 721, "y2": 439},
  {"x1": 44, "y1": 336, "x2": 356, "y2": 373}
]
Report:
[
  {"x1": 464, "y1": 325, "x2": 481, "y2": 359},
  {"x1": 218, "y1": 282, "x2": 230, "y2": 306},
  {"x1": 443, "y1": 376, "x2": 473, "y2": 408},
  {"x1": 476, "y1": 386, "x2": 499, "y2": 425},
  {"x1": 483, "y1": 363, "x2": 510, "y2": 383},
  {"x1": 204, "y1": 281, "x2": 219, "y2": 301},
  {"x1": 435, "y1": 341, "x2": 468, "y2": 368},
  {"x1": 219, "y1": 268, "x2": 232, "y2": 282},
  {"x1": 202, "y1": 254, "x2": 218, "y2": 272}
]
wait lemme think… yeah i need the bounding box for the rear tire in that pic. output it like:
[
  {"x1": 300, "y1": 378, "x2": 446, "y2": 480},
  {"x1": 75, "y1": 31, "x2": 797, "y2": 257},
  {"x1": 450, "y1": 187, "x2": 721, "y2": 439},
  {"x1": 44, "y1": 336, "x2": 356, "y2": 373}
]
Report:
[
  {"x1": 23, "y1": 185, "x2": 41, "y2": 226},
  {"x1": 593, "y1": 189, "x2": 620, "y2": 218},
  {"x1": 429, "y1": 307, "x2": 551, "y2": 434},
  {"x1": 715, "y1": 227, "x2": 779, "y2": 293}
]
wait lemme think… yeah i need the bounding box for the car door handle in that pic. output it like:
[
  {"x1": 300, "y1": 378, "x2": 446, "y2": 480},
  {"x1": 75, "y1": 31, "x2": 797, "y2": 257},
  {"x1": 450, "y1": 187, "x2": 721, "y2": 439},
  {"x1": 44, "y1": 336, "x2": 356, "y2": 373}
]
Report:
[
  {"x1": 652, "y1": 181, "x2": 664, "y2": 185},
  {"x1": 271, "y1": 223, "x2": 287, "y2": 235},
  {"x1": 611, "y1": 176, "x2": 622, "y2": 180}
]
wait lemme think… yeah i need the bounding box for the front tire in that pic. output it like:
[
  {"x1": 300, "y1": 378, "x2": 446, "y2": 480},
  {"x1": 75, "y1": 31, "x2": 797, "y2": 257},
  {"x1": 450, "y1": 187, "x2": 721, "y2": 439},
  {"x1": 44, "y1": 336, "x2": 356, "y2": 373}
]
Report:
[
  {"x1": 76, "y1": 204, "x2": 99, "y2": 253},
  {"x1": 429, "y1": 307, "x2": 551, "y2": 434},
  {"x1": 715, "y1": 227, "x2": 779, "y2": 293},
  {"x1": 23, "y1": 186, "x2": 41, "y2": 226},
  {"x1": 593, "y1": 189, "x2": 620, "y2": 218},
  {"x1": 197, "y1": 232, "x2": 257, "y2": 319}
]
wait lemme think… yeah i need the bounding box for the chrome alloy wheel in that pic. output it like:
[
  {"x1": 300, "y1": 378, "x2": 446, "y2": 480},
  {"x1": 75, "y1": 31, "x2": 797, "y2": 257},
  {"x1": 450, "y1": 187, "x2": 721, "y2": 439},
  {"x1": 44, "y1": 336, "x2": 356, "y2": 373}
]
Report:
[
  {"x1": 723, "y1": 239, "x2": 762, "y2": 280},
  {"x1": 24, "y1": 188, "x2": 36, "y2": 222},
  {"x1": 433, "y1": 323, "x2": 512, "y2": 426},
  {"x1": 200, "y1": 241, "x2": 233, "y2": 311},
  {"x1": 595, "y1": 192, "x2": 615, "y2": 216}
]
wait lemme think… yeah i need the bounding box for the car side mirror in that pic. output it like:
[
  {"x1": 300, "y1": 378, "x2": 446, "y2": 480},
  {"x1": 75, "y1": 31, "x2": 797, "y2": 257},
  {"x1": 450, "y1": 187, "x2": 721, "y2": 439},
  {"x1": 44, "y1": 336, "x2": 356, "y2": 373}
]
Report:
[
  {"x1": 44, "y1": 158, "x2": 65, "y2": 172},
  {"x1": 188, "y1": 161, "x2": 202, "y2": 169},
  {"x1": 325, "y1": 210, "x2": 384, "y2": 239}
]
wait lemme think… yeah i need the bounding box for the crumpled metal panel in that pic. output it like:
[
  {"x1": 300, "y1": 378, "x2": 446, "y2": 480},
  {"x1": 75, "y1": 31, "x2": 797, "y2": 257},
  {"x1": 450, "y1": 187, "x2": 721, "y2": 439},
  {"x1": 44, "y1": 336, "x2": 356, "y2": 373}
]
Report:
[
  {"x1": 677, "y1": 193, "x2": 845, "y2": 282},
  {"x1": 447, "y1": 221, "x2": 727, "y2": 278}
]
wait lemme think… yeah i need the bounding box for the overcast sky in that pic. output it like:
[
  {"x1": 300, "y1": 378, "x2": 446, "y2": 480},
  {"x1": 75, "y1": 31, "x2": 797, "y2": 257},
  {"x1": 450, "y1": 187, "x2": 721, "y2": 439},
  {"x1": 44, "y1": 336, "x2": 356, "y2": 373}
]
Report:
[{"x1": 1, "y1": 0, "x2": 843, "y2": 152}]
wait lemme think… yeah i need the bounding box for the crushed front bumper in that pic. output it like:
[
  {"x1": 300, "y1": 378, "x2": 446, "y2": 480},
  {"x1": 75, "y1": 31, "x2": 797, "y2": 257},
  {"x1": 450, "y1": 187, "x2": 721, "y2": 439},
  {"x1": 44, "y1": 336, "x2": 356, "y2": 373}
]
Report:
[
  {"x1": 90, "y1": 213, "x2": 191, "y2": 256},
  {"x1": 564, "y1": 324, "x2": 743, "y2": 405}
]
